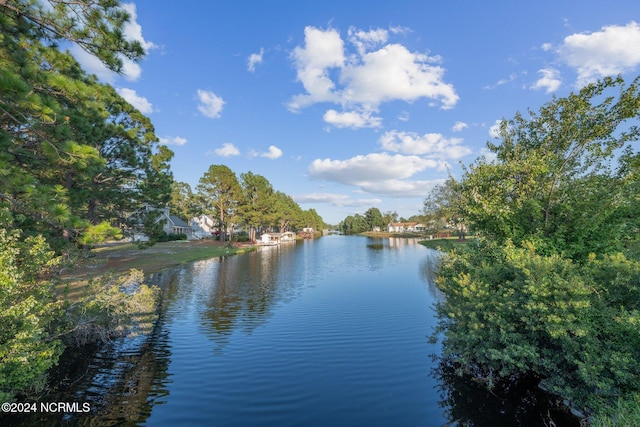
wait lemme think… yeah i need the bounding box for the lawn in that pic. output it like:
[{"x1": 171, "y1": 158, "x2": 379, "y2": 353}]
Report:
[
  {"x1": 59, "y1": 239, "x2": 256, "y2": 299},
  {"x1": 418, "y1": 237, "x2": 474, "y2": 251}
]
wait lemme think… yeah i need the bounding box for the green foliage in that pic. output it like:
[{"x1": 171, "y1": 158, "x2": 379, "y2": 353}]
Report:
[
  {"x1": 62, "y1": 269, "x2": 159, "y2": 346},
  {"x1": 169, "y1": 181, "x2": 201, "y2": 222},
  {"x1": 459, "y1": 76, "x2": 640, "y2": 260},
  {"x1": 273, "y1": 191, "x2": 305, "y2": 232},
  {"x1": 431, "y1": 76, "x2": 640, "y2": 419},
  {"x1": 424, "y1": 176, "x2": 467, "y2": 237},
  {"x1": 433, "y1": 240, "x2": 640, "y2": 411},
  {"x1": 339, "y1": 213, "x2": 369, "y2": 234},
  {"x1": 0, "y1": 0, "x2": 145, "y2": 73},
  {"x1": 1, "y1": 0, "x2": 173, "y2": 251},
  {"x1": 0, "y1": 0, "x2": 169, "y2": 406},
  {"x1": 239, "y1": 172, "x2": 277, "y2": 241},
  {"x1": 338, "y1": 208, "x2": 398, "y2": 234},
  {"x1": 0, "y1": 224, "x2": 63, "y2": 402},
  {"x1": 197, "y1": 165, "x2": 243, "y2": 243},
  {"x1": 364, "y1": 207, "x2": 385, "y2": 231},
  {"x1": 591, "y1": 393, "x2": 640, "y2": 427}
]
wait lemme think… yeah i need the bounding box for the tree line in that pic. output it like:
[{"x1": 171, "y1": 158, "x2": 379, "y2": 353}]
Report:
[
  {"x1": 0, "y1": 0, "x2": 324, "y2": 404},
  {"x1": 427, "y1": 76, "x2": 640, "y2": 424},
  {"x1": 169, "y1": 165, "x2": 326, "y2": 243},
  {"x1": 1, "y1": 1, "x2": 174, "y2": 253},
  {"x1": 0, "y1": 0, "x2": 173, "y2": 404},
  {"x1": 337, "y1": 208, "x2": 428, "y2": 234}
]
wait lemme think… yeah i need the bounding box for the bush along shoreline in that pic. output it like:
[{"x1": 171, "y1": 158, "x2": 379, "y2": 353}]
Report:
[
  {"x1": 431, "y1": 239, "x2": 640, "y2": 424},
  {"x1": 0, "y1": 234, "x2": 257, "y2": 407},
  {"x1": 425, "y1": 76, "x2": 640, "y2": 425}
]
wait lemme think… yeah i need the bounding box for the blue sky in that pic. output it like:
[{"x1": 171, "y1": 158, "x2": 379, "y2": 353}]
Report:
[{"x1": 73, "y1": 1, "x2": 640, "y2": 224}]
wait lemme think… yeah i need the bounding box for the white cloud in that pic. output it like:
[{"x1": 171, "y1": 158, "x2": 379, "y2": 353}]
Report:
[
  {"x1": 348, "y1": 27, "x2": 389, "y2": 55},
  {"x1": 116, "y1": 88, "x2": 153, "y2": 113},
  {"x1": 340, "y1": 43, "x2": 457, "y2": 108},
  {"x1": 70, "y1": 4, "x2": 155, "y2": 82},
  {"x1": 484, "y1": 73, "x2": 517, "y2": 90},
  {"x1": 71, "y1": 45, "x2": 142, "y2": 82},
  {"x1": 121, "y1": 4, "x2": 157, "y2": 52},
  {"x1": 489, "y1": 119, "x2": 504, "y2": 139},
  {"x1": 294, "y1": 193, "x2": 382, "y2": 207},
  {"x1": 309, "y1": 153, "x2": 436, "y2": 184},
  {"x1": 288, "y1": 26, "x2": 458, "y2": 128},
  {"x1": 159, "y1": 136, "x2": 187, "y2": 146},
  {"x1": 214, "y1": 143, "x2": 240, "y2": 157},
  {"x1": 197, "y1": 89, "x2": 225, "y2": 118},
  {"x1": 556, "y1": 21, "x2": 640, "y2": 87},
  {"x1": 120, "y1": 60, "x2": 143, "y2": 81},
  {"x1": 289, "y1": 26, "x2": 345, "y2": 110},
  {"x1": 248, "y1": 48, "x2": 264, "y2": 72},
  {"x1": 530, "y1": 68, "x2": 562, "y2": 93},
  {"x1": 323, "y1": 109, "x2": 382, "y2": 128},
  {"x1": 379, "y1": 130, "x2": 471, "y2": 159},
  {"x1": 479, "y1": 147, "x2": 498, "y2": 164},
  {"x1": 70, "y1": 46, "x2": 115, "y2": 83},
  {"x1": 261, "y1": 145, "x2": 283, "y2": 159},
  {"x1": 249, "y1": 145, "x2": 283, "y2": 159},
  {"x1": 308, "y1": 152, "x2": 443, "y2": 197},
  {"x1": 357, "y1": 178, "x2": 444, "y2": 197},
  {"x1": 389, "y1": 25, "x2": 412, "y2": 36},
  {"x1": 452, "y1": 121, "x2": 468, "y2": 132}
]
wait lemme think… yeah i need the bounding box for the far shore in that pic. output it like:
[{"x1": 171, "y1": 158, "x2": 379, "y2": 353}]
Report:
[{"x1": 59, "y1": 239, "x2": 257, "y2": 299}]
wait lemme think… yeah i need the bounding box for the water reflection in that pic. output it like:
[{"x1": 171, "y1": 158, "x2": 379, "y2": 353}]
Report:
[
  {"x1": 5, "y1": 236, "x2": 581, "y2": 426},
  {"x1": 418, "y1": 249, "x2": 444, "y2": 301},
  {"x1": 433, "y1": 361, "x2": 580, "y2": 427}
]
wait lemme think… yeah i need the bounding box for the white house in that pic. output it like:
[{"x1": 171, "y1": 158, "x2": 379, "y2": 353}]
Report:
[
  {"x1": 161, "y1": 209, "x2": 192, "y2": 237},
  {"x1": 280, "y1": 231, "x2": 296, "y2": 242},
  {"x1": 190, "y1": 214, "x2": 218, "y2": 238},
  {"x1": 258, "y1": 232, "x2": 281, "y2": 246},
  {"x1": 387, "y1": 222, "x2": 426, "y2": 233},
  {"x1": 126, "y1": 206, "x2": 193, "y2": 241}
]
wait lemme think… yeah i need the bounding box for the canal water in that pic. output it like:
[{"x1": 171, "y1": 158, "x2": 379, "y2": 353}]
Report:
[{"x1": 8, "y1": 235, "x2": 577, "y2": 426}]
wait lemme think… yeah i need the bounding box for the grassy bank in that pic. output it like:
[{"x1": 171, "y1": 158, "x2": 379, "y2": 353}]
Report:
[
  {"x1": 60, "y1": 240, "x2": 256, "y2": 299},
  {"x1": 360, "y1": 231, "x2": 439, "y2": 239},
  {"x1": 418, "y1": 237, "x2": 474, "y2": 251}
]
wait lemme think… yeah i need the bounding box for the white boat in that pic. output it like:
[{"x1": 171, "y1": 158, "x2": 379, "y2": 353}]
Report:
[
  {"x1": 280, "y1": 231, "x2": 296, "y2": 242},
  {"x1": 258, "y1": 233, "x2": 280, "y2": 246}
]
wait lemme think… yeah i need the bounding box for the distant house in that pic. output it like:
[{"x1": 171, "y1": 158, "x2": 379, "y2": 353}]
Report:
[
  {"x1": 190, "y1": 214, "x2": 218, "y2": 238},
  {"x1": 161, "y1": 209, "x2": 192, "y2": 236},
  {"x1": 258, "y1": 232, "x2": 281, "y2": 246},
  {"x1": 387, "y1": 222, "x2": 426, "y2": 233},
  {"x1": 126, "y1": 206, "x2": 193, "y2": 241},
  {"x1": 280, "y1": 231, "x2": 296, "y2": 242}
]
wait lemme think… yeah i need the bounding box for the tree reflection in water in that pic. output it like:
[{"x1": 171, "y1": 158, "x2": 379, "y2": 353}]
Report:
[{"x1": 433, "y1": 357, "x2": 581, "y2": 426}]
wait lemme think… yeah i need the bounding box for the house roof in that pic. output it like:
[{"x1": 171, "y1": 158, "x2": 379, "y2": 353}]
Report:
[{"x1": 169, "y1": 215, "x2": 190, "y2": 228}]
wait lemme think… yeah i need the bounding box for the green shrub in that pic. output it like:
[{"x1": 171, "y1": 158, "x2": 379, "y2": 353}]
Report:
[
  {"x1": 62, "y1": 269, "x2": 160, "y2": 346},
  {"x1": 234, "y1": 232, "x2": 250, "y2": 242},
  {"x1": 433, "y1": 239, "x2": 640, "y2": 413},
  {"x1": 590, "y1": 393, "x2": 640, "y2": 427},
  {"x1": 0, "y1": 228, "x2": 63, "y2": 401}
]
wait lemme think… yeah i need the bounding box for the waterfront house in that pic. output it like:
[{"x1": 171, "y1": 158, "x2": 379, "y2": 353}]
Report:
[
  {"x1": 162, "y1": 210, "x2": 192, "y2": 236},
  {"x1": 258, "y1": 232, "x2": 281, "y2": 246},
  {"x1": 386, "y1": 222, "x2": 426, "y2": 233},
  {"x1": 190, "y1": 214, "x2": 218, "y2": 238},
  {"x1": 280, "y1": 231, "x2": 296, "y2": 242},
  {"x1": 126, "y1": 206, "x2": 193, "y2": 241}
]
